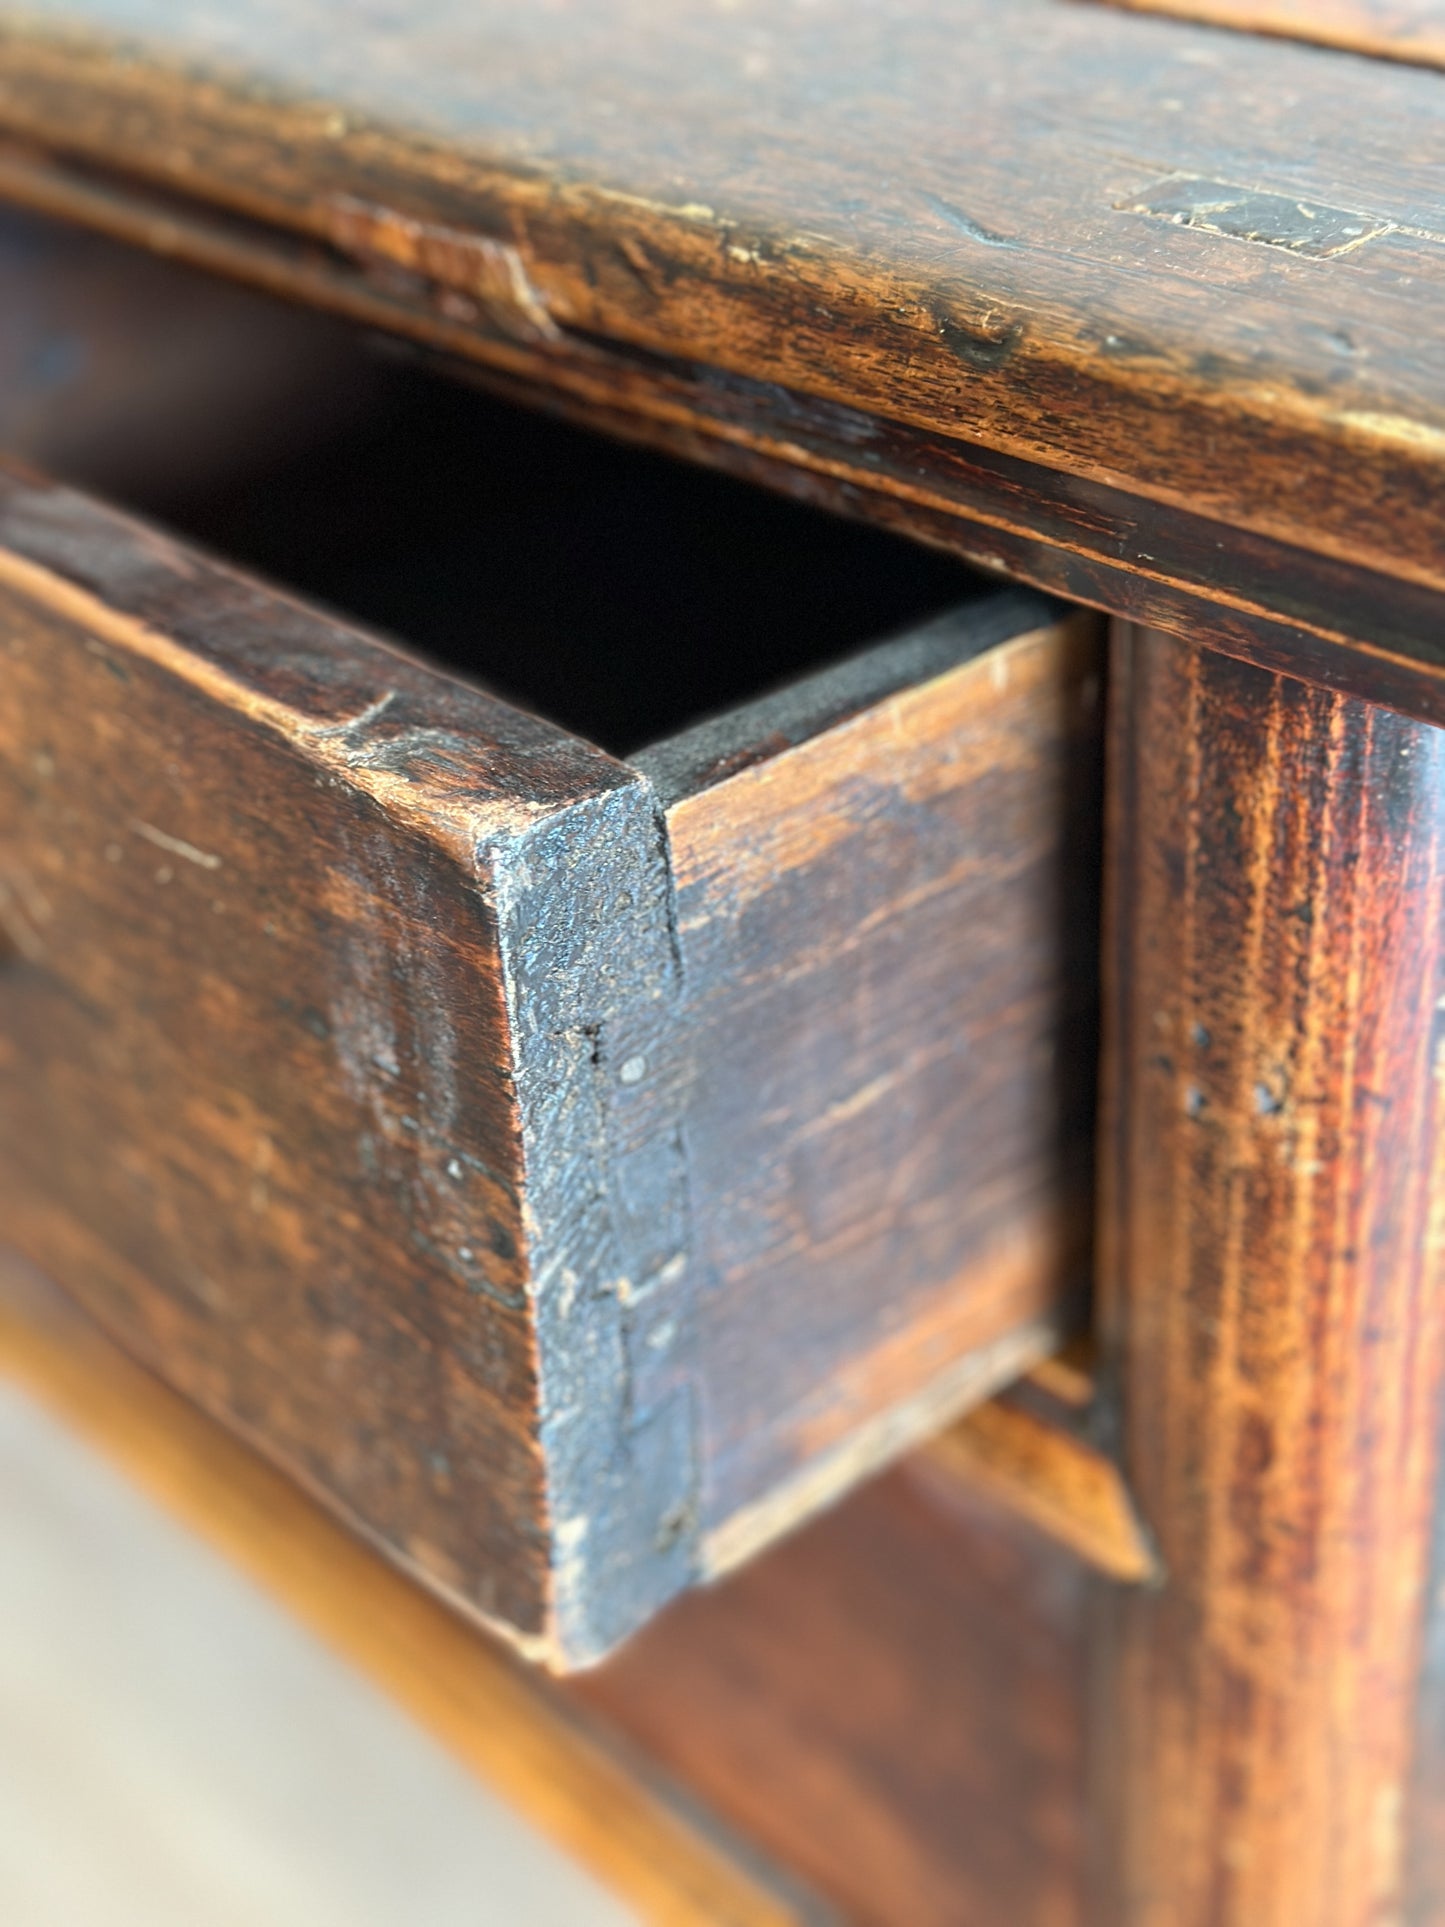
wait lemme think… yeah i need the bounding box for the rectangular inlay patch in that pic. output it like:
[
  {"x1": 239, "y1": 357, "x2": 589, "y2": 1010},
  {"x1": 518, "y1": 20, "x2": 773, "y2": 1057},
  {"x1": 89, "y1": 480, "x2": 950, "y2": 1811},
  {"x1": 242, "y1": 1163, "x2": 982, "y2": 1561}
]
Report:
[{"x1": 1119, "y1": 177, "x2": 1393, "y2": 256}]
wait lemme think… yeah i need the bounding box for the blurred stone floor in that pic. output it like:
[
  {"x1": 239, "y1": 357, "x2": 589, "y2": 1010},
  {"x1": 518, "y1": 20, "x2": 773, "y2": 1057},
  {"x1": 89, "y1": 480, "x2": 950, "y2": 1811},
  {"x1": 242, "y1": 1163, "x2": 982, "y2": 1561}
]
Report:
[{"x1": 0, "y1": 1381, "x2": 633, "y2": 1927}]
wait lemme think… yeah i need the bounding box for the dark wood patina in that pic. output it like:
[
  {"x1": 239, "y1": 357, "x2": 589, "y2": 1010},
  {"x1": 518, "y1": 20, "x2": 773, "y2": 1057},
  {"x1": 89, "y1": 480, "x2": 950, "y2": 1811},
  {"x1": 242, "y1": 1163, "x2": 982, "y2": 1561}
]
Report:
[{"x1": 2, "y1": 3, "x2": 1445, "y2": 1921}]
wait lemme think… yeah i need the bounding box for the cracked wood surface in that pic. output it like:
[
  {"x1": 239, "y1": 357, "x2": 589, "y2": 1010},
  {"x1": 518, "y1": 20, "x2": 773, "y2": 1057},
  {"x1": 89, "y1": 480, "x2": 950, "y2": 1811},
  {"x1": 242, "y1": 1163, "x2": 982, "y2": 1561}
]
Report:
[{"x1": 0, "y1": 1, "x2": 1441, "y2": 710}]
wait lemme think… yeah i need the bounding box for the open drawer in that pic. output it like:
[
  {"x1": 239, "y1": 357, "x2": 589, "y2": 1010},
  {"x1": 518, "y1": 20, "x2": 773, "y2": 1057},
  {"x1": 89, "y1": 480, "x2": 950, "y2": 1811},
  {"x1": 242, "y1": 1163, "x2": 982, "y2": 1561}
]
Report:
[{"x1": 0, "y1": 216, "x2": 1102, "y2": 1665}]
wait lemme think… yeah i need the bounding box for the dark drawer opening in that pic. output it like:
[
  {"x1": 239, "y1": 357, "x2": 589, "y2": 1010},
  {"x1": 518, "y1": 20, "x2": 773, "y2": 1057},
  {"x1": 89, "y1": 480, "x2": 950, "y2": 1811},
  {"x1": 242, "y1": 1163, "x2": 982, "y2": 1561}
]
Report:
[{"x1": 2, "y1": 205, "x2": 990, "y2": 756}]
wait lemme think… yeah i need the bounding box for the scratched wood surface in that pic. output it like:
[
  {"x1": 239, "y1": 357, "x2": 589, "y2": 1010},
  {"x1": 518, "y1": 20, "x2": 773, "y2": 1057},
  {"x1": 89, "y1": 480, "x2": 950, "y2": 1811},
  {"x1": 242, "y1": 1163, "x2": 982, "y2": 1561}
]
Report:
[
  {"x1": 1093, "y1": 0, "x2": 1445, "y2": 68},
  {"x1": 1097, "y1": 622, "x2": 1445, "y2": 1924},
  {"x1": 0, "y1": 1, "x2": 1442, "y2": 713}
]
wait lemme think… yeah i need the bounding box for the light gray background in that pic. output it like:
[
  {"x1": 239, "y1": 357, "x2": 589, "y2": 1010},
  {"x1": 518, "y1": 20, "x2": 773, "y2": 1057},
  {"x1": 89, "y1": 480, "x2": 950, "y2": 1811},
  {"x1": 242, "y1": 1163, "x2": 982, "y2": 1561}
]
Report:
[{"x1": 0, "y1": 1383, "x2": 633, "y2": 1927}]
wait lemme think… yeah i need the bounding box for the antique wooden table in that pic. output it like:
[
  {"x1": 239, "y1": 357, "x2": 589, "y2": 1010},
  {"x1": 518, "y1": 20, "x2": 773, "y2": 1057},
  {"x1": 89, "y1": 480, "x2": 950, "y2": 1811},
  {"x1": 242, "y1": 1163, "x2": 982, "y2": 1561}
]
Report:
[{"x1": 0, "y1": 2, "x2": 1442, "y2": 1921}]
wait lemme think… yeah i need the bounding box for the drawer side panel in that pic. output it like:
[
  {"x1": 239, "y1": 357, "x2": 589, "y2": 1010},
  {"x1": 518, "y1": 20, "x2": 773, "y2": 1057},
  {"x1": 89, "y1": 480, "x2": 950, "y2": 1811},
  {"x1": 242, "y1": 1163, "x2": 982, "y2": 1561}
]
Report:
[{"x1": 661, "y1": 612, "x2": 1103, "y2": 1554}]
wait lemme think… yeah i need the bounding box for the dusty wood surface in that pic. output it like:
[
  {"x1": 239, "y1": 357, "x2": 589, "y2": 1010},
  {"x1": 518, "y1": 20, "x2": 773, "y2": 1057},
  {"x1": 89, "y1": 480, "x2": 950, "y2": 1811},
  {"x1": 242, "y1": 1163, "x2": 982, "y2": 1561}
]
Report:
[
  {"x1": 0, "y1": 2, "x2": 1442, "y2": 710},
  {"x1": 1096, "y1": 621, "x2": 1445, "y2": 1923},
  {"x1": 0, "y1": 1251, "x2": 818, "y2": 1927},
  {"x1": 1092, "y1": 0, "x2": 1445, "y2": 68}
]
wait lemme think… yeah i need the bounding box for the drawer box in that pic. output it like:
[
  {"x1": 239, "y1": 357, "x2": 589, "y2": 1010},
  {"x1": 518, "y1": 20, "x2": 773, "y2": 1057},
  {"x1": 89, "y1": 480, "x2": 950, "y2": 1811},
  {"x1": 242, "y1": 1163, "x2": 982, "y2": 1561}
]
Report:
[{"x1": 0, "y1": 284, "x2": 1100, "y2": 1663}]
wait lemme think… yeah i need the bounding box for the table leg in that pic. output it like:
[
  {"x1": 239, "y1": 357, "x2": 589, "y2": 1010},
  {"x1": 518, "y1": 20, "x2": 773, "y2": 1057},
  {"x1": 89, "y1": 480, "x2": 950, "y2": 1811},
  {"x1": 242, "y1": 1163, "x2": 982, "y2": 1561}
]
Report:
[{"x1": 1095, "y1": 622, "x2": 1445, "y2": 1925}]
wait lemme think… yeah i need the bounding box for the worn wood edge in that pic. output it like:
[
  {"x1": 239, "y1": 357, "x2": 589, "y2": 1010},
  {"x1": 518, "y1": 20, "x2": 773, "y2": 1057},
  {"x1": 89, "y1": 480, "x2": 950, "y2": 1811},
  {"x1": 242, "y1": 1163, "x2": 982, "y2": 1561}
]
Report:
[
  {"x1": 1087, "y1": 0, "x2": 1445, "y2": 70},
  {"x1": 495, "y1": 788, "x2": 709, "y2": 1670},
  {"x1": 376, "y1": 351, "x2": 1445, "y2": 734},
  {"x1": 6, "y1": 142, "x2": 1445, "y2": 725},
  {"x1": 635, "y1": 588, "x2": 1063, "y2": 806},
  {"x1": 702, "y1": 1313, "x2": 1065, "y2": 1581},
  {"x1": 0, "y1": 22, "x2": 1441, "y2": 607},
  {"x1": 0, "y1": 462, "x2": 630, "y2": 842},
  {"x1": 0, "y1": 1253, "x2": 827, "y2": 1927},
  {"x1": 922, "y1": 1396, "x2": 1159, "y2": 1585},
  {"x1": 424, "y1": 342, "x2": 1445, "y2": 733}
]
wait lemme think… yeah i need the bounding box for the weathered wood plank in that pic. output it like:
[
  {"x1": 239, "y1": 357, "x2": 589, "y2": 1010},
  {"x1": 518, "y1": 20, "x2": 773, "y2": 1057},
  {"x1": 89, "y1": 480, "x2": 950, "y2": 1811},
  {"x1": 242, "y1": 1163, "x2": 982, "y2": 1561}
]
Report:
[{"x1": 7, "y1": 163, "x2": 1445, "y2": 731}]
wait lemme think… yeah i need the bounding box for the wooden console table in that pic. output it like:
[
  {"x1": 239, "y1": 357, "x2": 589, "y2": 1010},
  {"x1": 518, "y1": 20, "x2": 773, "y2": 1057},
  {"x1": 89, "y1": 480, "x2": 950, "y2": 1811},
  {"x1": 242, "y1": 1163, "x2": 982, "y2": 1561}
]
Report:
[{"x1": 0, "y1": 2, "x2": 1442, "y2": 1919}]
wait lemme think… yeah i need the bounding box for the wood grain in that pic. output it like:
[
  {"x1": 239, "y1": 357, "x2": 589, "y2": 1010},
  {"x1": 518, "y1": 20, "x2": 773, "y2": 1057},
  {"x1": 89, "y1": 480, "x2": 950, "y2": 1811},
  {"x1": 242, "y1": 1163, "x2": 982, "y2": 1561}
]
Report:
[
  {"x1": 0, "y1": 452, "x2": 1100, "y2": 1664},
  {"x1": 0, "y1": 0, "x2": 1441, "y2": 654},
  {"x1": 0, "y1": 457, "x2": 694, "y2": 1666},
  {"x1": 653, "y1": 604, "x2": 1102, "y2": 1552},
  {"x1": 1092, "y1": 0, "x2": 1445, "y2": 69},
  {"x1": 0, "y1": 1250, "x2": 817, "y2": 1927},
  {"x1": 1096, "y1": 622, "x2": 1445, "y2": 1923},
  {"x1": 5, "y1": 147, "x2": 1445, "y2": 731}
]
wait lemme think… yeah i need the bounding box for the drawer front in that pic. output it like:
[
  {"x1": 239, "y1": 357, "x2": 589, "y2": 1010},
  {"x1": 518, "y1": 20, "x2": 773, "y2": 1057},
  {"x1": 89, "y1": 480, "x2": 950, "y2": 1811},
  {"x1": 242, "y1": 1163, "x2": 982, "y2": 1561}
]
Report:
[
  {"x1": 0, "y1": 462, "x2": 1099, "y2": 1665},
  {"x1": 0, "y1": 470, "x2": 649, "y2": 1660}
]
